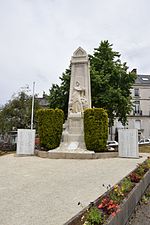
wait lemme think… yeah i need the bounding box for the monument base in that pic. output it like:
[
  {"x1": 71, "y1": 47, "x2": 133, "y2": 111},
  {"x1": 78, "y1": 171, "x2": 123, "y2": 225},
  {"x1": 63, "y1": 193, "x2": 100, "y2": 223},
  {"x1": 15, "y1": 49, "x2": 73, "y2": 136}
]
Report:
[
  {"x1": 35, "y1": 149, "x2": 118, "y2": 159},
  {"x1": 55, "y1": 113, "x2": 87, "y2": 152}
]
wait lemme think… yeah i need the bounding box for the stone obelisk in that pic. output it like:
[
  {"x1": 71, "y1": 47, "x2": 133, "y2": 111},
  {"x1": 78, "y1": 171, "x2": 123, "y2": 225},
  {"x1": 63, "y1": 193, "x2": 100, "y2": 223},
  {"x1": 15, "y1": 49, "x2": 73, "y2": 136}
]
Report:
[{"x1": 61, "y1": 47, "x2": 91, "y2": 151}]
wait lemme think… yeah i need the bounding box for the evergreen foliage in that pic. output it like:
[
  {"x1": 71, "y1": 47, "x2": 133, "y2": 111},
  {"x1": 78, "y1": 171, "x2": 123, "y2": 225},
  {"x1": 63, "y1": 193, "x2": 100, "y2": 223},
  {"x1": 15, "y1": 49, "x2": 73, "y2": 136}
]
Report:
[
  {"x1": 37, "y1": 108, "x2": 64, "y2": 150},
  {"x1": 90, "y1": 40, "x2": 137, "y2": 126},
  {"x1": 84, "y1": 108, "x2": 108, "y2": 152}
]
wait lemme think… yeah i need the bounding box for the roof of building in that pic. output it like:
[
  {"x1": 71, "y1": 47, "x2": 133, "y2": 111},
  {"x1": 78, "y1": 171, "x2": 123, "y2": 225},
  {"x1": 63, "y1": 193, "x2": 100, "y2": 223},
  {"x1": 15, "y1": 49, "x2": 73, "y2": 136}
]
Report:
[
  {"x1": 135, "y1": 74, "x2": 150, "y2": 85},
  {"x1": 37, "y1": 97, "x2": 49, "y2": 107}
]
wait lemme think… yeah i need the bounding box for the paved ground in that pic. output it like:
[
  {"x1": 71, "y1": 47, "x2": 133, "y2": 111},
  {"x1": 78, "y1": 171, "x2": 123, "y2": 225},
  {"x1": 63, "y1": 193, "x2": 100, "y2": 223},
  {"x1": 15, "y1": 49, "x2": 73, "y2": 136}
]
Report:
[{"x1": 0, "y1": 153, "x2": 149, "y2": 225}]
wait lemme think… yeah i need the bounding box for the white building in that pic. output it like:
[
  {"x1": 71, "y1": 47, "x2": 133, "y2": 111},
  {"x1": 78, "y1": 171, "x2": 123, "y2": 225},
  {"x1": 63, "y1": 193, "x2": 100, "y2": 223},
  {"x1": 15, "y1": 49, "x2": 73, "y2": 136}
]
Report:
[{"x1": 113, "y1": 69, "x2": 150, "y2": 141}]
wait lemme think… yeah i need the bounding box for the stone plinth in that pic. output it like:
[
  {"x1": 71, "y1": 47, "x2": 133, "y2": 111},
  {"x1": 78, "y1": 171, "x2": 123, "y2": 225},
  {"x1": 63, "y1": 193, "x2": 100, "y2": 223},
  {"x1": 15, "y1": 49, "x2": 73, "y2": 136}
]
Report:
[
  {"x1": 62, "y1": 113, "x2": 85, "y2": 149},
  {"x1": 118, "y1": 129, "x2": 139, "y2": 158},
  {"x1": 16, "y1": 129, "x2": 35, "y2": 155},
  {"x1": 36, "y1": 150, "x2": 118, "y2": 159}
]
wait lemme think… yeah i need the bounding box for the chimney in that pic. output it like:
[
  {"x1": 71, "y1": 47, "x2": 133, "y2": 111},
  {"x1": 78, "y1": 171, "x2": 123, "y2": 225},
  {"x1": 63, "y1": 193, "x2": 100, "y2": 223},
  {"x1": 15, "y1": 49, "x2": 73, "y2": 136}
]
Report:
[
  {"x1": 43, "y1": 91, "x2": 46, "y2": 98},
  {"x1": 131, "y1": 68, "x2": 137, "y2": 74}
]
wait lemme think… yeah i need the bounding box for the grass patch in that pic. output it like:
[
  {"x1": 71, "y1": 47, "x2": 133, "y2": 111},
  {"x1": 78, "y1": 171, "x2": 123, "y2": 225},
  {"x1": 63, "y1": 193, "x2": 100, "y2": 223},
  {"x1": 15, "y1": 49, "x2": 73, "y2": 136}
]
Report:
[
  {"x1": 139, "y1": 145, "x2": 150, "y2": 153},
  {"x1": 0, "y1": 150, "x2": 15, "y2": 157}
]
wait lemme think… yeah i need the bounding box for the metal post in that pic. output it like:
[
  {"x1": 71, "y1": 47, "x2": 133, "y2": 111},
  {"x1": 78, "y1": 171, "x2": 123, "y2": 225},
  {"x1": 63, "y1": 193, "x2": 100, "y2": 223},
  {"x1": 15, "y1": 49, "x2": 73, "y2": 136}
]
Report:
[{"x1": 31, "y1": 82, "x2": 35, "y2": 130}]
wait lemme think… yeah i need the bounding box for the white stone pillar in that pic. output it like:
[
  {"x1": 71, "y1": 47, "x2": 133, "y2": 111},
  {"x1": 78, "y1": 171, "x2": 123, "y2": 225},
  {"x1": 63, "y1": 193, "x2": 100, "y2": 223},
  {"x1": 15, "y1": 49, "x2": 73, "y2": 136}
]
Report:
[
  {"x1": 16, "y1": 129, "x2": 35, "y2": 155},
  {"x1": 118, "y1": 129, "x2": 139, "y2": 158}
]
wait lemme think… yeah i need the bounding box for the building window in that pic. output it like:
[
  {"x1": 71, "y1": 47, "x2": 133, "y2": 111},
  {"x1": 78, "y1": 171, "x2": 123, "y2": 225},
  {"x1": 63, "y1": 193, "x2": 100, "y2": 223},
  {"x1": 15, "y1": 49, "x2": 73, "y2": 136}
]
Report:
[
  {"x1": 133, "y1": 101, "x2": 142, "y2": 115},
  {"x1": 134, "y1": 88, "x2": 139, "y2": 97},
  {"x1": 135, "y1": 120, "x2": 141, "y2": 130}
]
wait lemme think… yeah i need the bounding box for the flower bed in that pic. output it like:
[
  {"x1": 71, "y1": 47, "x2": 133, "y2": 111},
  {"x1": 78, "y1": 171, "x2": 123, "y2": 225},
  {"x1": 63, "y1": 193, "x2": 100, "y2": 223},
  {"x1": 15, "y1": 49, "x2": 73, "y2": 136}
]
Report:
[{"x1": 64, "y1": 157, "x2": 150, "y2": 225}]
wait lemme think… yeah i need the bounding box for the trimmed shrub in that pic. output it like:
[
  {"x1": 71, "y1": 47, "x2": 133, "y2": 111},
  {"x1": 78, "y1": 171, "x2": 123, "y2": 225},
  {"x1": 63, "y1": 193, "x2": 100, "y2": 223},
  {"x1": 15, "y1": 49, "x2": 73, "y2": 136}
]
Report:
[
  {"x1": 84, "y1": 108, "x2": 108, "y2": 152},
  {"x1": 37, "y1": 108, "x2": 64, "y2": 150}
]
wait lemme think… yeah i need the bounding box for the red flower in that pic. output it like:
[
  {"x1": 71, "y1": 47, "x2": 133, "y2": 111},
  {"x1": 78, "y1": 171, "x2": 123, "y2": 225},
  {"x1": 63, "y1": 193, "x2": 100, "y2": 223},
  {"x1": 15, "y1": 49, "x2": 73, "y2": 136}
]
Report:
[
  {"x1": 98, "y1": 204, "x2": 103, "y2": 209},
  {"x1": 111, "y1": 212, "x2": 116, "y2": 217}
]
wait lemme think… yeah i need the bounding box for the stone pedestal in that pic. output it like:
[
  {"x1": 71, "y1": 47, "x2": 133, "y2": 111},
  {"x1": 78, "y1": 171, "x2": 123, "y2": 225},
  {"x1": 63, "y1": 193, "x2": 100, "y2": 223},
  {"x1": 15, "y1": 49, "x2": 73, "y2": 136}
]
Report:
[
  {"x1": 61, "y1": 113, "x2": 86, "y2": 151},
  {"x1": 16, "y1": 129, "x2": 35, "y2": 155}
]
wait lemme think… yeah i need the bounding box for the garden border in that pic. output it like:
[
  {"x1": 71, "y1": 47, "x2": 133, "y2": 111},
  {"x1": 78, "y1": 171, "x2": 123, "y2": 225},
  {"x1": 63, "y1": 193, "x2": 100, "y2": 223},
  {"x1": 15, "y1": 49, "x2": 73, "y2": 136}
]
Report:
[{"x1": 64, "y1": 167, "x2": 150, "y2": 225}]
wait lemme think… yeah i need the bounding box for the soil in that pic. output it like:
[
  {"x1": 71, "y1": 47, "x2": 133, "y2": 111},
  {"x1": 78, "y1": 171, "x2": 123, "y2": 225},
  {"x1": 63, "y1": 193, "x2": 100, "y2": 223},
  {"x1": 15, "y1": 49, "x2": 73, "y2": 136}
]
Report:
[
  {"x1": 0, "y1": 150, "x2": 15, "y2": 156},
  {"x1": 127, "y1": 185, "x2": 150, "y2": 225}
]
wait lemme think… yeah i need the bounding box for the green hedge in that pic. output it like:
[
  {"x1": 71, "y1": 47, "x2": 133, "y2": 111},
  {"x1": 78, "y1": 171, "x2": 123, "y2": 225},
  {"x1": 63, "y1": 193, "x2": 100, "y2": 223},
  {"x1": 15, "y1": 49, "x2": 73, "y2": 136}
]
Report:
[
  {"x1": 84, "y1": 108, "x2": 108, "y2": 152},
  {"x1": 37, "y1": 108, "x2": 64, "y2": 150}
]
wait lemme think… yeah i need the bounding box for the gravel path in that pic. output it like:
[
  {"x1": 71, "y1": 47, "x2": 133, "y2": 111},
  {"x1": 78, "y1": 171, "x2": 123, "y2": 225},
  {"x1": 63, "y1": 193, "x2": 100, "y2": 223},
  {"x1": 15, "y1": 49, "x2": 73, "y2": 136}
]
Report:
[{"x1": 0, "y1": 154, "x2": 149, "y2": 225}]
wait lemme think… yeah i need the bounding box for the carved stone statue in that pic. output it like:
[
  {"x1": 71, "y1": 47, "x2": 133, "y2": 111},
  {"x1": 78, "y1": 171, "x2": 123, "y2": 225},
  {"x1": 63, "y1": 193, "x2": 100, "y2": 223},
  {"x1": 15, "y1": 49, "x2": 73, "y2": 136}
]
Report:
[{"x1": 69, "y1": 81, "x2": 88, "y2": 113}]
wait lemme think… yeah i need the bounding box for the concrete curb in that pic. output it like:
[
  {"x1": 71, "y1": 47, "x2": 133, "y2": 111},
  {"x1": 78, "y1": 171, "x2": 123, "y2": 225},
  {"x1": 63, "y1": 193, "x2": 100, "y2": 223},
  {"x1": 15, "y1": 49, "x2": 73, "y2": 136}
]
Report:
[
  {"x1": 15, "y1": 154, "x2": 34, "y2": 157},
  {"x1": 34, "y1": 150, "x2": 118, "y2": 159},
  {"x1": 64, "y1": 168, "x2": 150, "y2": 225}
]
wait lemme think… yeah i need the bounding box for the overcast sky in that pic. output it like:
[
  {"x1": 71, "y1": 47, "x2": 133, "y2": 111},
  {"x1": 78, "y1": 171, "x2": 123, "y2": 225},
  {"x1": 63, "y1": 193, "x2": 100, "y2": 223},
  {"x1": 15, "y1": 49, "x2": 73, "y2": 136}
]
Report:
[{"x1": 0, "y1": 0, "x2": 150, "y2": 105}]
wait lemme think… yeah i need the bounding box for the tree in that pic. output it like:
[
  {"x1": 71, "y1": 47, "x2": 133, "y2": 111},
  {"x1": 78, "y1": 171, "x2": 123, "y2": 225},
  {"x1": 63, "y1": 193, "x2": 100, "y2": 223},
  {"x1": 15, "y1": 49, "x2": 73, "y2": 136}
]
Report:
[
  {"x1": 89, "y1": 40, "x2": 136, "y2": 127},
  {"x1": 48, "y1": 68, "x2": 71, "y2": 118},
  {"x1": 0, "y1": 90, "x2": 40, "y2": 133}
]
